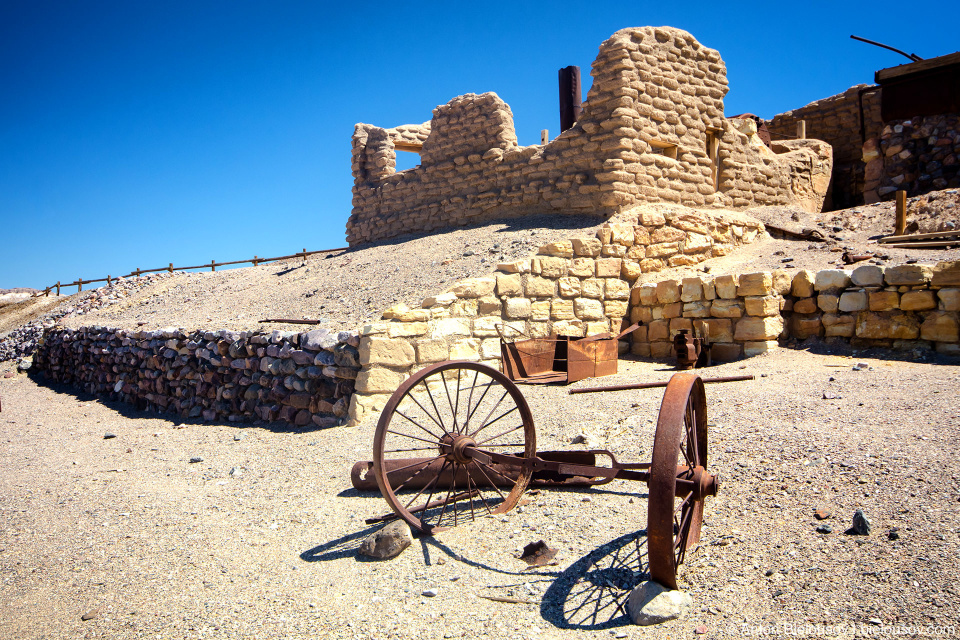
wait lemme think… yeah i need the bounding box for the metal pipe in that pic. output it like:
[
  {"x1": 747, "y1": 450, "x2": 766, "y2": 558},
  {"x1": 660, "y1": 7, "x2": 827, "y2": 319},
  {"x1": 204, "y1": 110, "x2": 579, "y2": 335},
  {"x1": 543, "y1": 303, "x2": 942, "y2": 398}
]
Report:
[
  {"x1": 568, "y1": 374, "x2": 755, "y2": 394},
  {"x1": 558, "y1": 65, "x2": 583, "y2": 133},
  {"x1": 850, "y1": 35, "x2": 922, "y2": 62}
]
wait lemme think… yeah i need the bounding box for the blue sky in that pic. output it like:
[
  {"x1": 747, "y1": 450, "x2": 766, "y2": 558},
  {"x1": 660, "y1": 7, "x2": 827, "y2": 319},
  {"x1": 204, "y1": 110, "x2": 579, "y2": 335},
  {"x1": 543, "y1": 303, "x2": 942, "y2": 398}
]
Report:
[{"x1": 2, "y1": 1, "x2": 957, "y2": 290}]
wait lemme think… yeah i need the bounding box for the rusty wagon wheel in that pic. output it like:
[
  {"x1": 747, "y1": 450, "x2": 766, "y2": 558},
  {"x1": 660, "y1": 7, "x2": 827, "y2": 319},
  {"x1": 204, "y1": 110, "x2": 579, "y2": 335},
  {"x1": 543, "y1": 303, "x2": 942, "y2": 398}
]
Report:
[
  {"x1": 647, "y1": 372, "x2": 709, "y2": 590},
  {"x1": 372, "y1": 361, "x2": 537, "y2": 535}
]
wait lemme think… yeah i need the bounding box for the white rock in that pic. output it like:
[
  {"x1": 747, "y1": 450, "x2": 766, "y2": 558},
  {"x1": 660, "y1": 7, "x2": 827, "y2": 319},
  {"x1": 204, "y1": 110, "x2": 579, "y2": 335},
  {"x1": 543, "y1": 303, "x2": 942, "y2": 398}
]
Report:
[{"x1": 627, "y1": 581, "x2": 692, "y2": 626}]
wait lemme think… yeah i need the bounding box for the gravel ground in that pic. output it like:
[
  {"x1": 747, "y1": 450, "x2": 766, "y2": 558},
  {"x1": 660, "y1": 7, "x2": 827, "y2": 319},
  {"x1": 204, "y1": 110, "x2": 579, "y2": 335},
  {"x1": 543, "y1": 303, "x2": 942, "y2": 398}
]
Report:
[{"x1": 2, "y1": 345, "x2": 959, "y2": 639}]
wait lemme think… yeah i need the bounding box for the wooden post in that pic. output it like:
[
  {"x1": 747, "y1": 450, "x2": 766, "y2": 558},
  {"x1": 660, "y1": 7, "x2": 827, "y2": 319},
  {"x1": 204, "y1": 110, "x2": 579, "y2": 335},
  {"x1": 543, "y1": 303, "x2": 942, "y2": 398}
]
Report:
[
  {"x1": 558, "y1": 66, "x2": 582, "y2": 133},
  {"x1": 135, "y1": 268, "x2": 141, "y2": 277},
  {"x1": 302, "y1": 248, "x2": 307, "y2": 264},
  {"x1": 78, "y1": 278, "x2": 82, "y2": 293},
  {"x1": 253, "y1": 255, "x2": 259, "y2": 266},
  {"x1": 895, "y1": 190, "x2": 907, "y2": 236},
  {"x1": 56, "y1": 281, "x2": 60, "y2": 296},
  {"x1": 211, "y1": 260, "x2": 216, "y2": 272},
  {"x1": 168, "y1": 262, "x2": 173, "y2": 273},
  {"x1": 796, "y1": 120, "x2": 806, "y2": 140},
  {"x1": 107, "y1": 275, "x2": 111, "y2": 286},
  {"x1": 541, "y1": 129, "x2": 549, "y2": 145}
]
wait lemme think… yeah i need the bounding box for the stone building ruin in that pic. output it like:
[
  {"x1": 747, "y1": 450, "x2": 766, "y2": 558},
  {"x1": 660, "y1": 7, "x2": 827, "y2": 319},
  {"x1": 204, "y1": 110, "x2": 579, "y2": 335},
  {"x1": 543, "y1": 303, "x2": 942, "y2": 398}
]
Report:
[{"x1": 347, "y1": 26, "x2": 833, "y2": 246}]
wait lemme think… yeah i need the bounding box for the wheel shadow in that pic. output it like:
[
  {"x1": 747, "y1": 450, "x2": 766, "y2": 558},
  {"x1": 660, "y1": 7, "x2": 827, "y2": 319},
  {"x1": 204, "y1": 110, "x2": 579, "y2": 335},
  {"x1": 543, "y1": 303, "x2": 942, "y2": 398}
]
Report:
[
  {"x1": 540, "y1": 529, "x2": 649, "y2": 631},
  {"x1": 299, "y1": 524, "x2": 385, "y2": 563}
]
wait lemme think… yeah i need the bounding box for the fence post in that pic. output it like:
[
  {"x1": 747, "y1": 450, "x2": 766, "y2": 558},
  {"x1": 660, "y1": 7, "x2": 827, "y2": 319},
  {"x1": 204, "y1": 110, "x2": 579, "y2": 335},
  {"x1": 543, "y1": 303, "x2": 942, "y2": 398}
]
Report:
[
  {"x1": 302, "y1": 248, "x2": 307, "y2": 264},
  {"x1": 56, "y1": 281, "x2": 60, "y2": 296},
  {"x1": 107, "y1": 275, "x2": 111, "y2": 286},
  {"x1": 253, "y1": 255, "x2": 258, "y2": 266},
  {"x1": 211, "y1": 260, "x2": 216, "y2": 272},
  {"x1": 168, "y1": 262, "x2": 173, "y2": 273},
  {"x1": 796, "y1": 120, "x2": 806, "y2": 140},
  {"x1": 895, "y1": 190, "x2": 907, "y2": 236},
  {"x1": 136, "y1": 268, "x2": 141, "y2": 277},
  {"x1": 541, "y1": 129, "x2": 549, "y2": 144},
  {"x1": 78, "y1": 278, "x2": 82, "y2": 293}
]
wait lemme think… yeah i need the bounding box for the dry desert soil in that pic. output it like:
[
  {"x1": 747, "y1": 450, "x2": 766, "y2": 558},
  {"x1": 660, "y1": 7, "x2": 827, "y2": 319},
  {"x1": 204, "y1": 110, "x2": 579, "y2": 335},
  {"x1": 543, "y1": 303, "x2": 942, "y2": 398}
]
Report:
[{"x1": 1, "y1": 196, "x2": 960, "y2": 640}]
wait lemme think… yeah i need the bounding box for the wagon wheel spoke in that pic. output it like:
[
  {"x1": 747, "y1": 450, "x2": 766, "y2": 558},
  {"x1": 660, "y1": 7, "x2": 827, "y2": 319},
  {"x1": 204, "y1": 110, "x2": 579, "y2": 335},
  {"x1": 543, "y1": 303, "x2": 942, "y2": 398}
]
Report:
[{"x1": 373, "y1": 362, "x2": 536, "y2": 535}]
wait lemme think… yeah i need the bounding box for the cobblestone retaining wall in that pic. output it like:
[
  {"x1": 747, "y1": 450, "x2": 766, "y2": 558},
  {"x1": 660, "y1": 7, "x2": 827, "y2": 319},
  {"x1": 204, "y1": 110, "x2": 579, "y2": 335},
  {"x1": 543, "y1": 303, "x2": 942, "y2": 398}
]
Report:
[
  {"x1": 33, "y1": 326, "x2": 361, "y2": 428},
  {"x1": 629, "y1": 261, "x2": 960, "y2": 360},
  {"x1": 347, "y1": 26, "x2": 832, "y2": 246}
]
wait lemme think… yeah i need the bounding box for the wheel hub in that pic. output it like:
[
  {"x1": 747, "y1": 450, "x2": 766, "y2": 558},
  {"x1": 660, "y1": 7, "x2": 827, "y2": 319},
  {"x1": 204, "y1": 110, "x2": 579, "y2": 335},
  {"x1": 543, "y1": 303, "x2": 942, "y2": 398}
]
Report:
[{"x1": 439, "y1": 434, "x2": 478, "y2": 464}]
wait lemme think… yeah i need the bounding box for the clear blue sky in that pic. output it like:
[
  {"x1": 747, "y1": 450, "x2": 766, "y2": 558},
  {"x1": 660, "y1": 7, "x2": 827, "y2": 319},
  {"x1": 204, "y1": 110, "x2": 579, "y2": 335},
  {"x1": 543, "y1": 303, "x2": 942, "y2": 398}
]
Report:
[{"x1": 2, "y1": 1, "x2": 956, "y2": 290}]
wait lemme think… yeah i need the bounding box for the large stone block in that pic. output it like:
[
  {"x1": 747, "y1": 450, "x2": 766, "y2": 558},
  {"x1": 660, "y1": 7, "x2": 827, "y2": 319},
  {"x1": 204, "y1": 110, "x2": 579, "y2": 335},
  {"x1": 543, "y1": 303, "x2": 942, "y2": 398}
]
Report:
[
  {"x1": 682, "y1": 301, "x2": 711, "y2": 318},
  {"x1": 650, "y1": 341, "x2": 673, "y2": 359},
  {"x1": 575, "y1": 298, "x2": 605, "y2": 320},
  {"x1": 355, "y1": 367, "x2": 407, "y2": 394},
  {"x1": 710, "y1": 342, "x2": 742, "y2": 362},
  {"x1": 771, "y1": 269, "x2": 792, "y2": 296},
  {"x1": 920, "y1": 312, "x2": 959, "y2": 342},
  {"x1": 681, "y1": 278, "x2": 703, "y2": 302},
  {"x1": 621, "y1": 259, "x2": 642, "y2": 282},
  {"x1": 932, "y1": 261, "x2": 960, "y2": 287},
  {"x1": 552, "y1": 319, "x2": 585, "y2": 337},
  {"x1": 714, "y1": 274, "x2": 738, "y2": 299},
  {"x1": 838, "y1": 291, "x2": 868, "y2": 312},
  {"x1": 552, "y1": 299, "x2": 575, "y2": 320},
  {"x1": 701, "y1": 318, "x2": 732, "y2": 342},
  {"x1": 539, "y1": 257, "x2": 568, "y2": 278},
  {"x1": 581, "y1": 278, "x2": 604, "y2": 299},
  {"x1": 558, "y1": 277, "x2": 581, "y2": 298},
  {"x1": 656, "y1": 279, "x2": 681, "y2": 304},
  {"x1": 710, "y1": 299, "x2": 744, "y2": 318},
  {"x1": 823, "y1": 313, "x2": 855, "y2": 337},
  {"x1": 448, "y1": 338, "x2": 481, "y2": 361},
  {"x1": 538, "y1": 241, "x2": 574, "y2": 258},
  {"x1": 885, "y1": 264, "x2": 932, "y2": 286},
  {"x1": 900, "y1": 290, "x2": 936, "y2": 311},
  {"x1": 525, "y1": 276, "x2": 556, "y2": 297},
  {"x1": 734, "y1": 316, "x2": 784, "y2": 341},
  {"x1": 572, "y1": 237, "x2": 602, "y2": 257},
  {"x1": 496, "y1": 274, "x2": 522, "y2": 297},
  {"x1": 792, "y1": 314, "x2": 823, "y2": 339},
  {"x1": 737, "y1": 272, "x2": 773, "y2": 296},
  {"x1": 869, "y1": 290, "x2": 900, "y2": 311},
  {"x1": 638, "y1": 283, "x2": 658, "y2": 306},
  {"x1": 647, "y1": 320, "x2": 669, "y2": 342},
  {"x1": 817, "y1": 294, "x2": 839, "y2": 314},
  {"x1": 814, "y1": 269, "x2": 852, "y2": 292},
  {"x1": 605, "y1": 279, "x2": 631, "y2": 300},
  {"x1": 531, "y1": 300, "x2": 551, "y2": 322},
  {"x1": 856, "y1": 312, "x2": 919, "y2": 340},
  {"x1": 793, "y1": 297, "x2": 818, "y2": 314},
  {"x1": 743, "y1": 340, "x2": 779, "y2": 357},
  {"x1": 359, "y1": 337, "x2": 416, "y2": 367},
  {"x1": 449, "y1": 277, "x2": 495, "y2": 298},
  {"x1": 422, "y1": 292, "x2": 457, "y2": 307},
  {"x1": 596, "y1": 258, "x2": 623, "y2": 277},
  {"x1": 939, "y1": 288, "x2": 960, "y2": 311},
  {"x1": 568, "y1": 258, "x2": 595, "y2": 277},
  {"x1": 504, "y1": 298, "x2": 533, "y2": 319},
  {"x1": 605, "y1": 300, "x2": 629, "y2": 318},
  {"x1": 851, "y1": 265, "x2": 883, "y2": 287},
  {"x1": 661, "y1": 302, "x2": 682, "y2": 318},
  {"x1": 791, "y1": 270, "x2": 816, "y2": 297},
  {"x1": 416, "y1": 340, "x2": 449, "y2": 363},
  {"x1": 388, "y1": 322, "x2": 429, "y2": 338},
  {"x1": 430, "y1": 318, "x2": 471, "y2": 339},
  {"x1": 745, "y1": 295, "x2": 780, "y2": 317}
]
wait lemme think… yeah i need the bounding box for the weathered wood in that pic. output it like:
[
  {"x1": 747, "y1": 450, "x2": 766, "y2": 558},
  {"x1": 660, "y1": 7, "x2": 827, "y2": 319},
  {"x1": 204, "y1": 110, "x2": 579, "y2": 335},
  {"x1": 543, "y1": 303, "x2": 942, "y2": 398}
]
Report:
[
  {"x1": 796, "y1": 120, "x2": 806, "y2": 140},
  {"x1": 882, "y1": 241, "x2": 958, "y2": 249},
  {"x1": 875, "y1": 51, "x2": 960, "y2": 82},
  {"x1": 895, "y1": 190, "x2": 907, "y2": 236},
  {"x1": 392, "y1": 141, "x2": 422, "y2": 153},
  {"x1": 879, "y1": 229, "x2": 960, "y2": 243},
  {"x1": 541, "y1": 129, "x2": 549, "y2": 145}
]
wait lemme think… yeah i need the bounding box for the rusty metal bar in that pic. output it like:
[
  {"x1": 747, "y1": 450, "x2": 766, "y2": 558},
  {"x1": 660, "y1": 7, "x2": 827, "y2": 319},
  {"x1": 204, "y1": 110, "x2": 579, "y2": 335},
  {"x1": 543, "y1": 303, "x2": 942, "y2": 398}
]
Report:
[
  {"x1": 568, "y1": 374, "x2": 755, "y2": 394},
  {"x1": 850, "y1": 35, "x2": 922, "y2": 62},
  {"x1": 259, "y1": 318, "x2": 324, "y2": 325},
  {"x1": 895, "y1": 190, "x2": 908, "y2": 236}
]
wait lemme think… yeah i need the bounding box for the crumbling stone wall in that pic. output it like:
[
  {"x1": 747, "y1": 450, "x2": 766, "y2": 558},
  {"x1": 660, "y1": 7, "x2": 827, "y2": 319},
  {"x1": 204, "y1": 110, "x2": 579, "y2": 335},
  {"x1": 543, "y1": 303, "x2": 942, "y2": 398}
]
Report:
[
  {"x1": 864, "y1": 114, "x2": 960, "y2": 199},
  {"x1": 766, "y1": 85, "x2": 883, "y2": 209},
  {"x1": 629, "y1": 262, "x2": 960, "y2": 360},
  {"x1": 347, "y1": 26, "x2": 833, "y2": 246},
  {"x1": 348, "y1": 205, "x2": 766, "y2": 424},
  {"x1": 33, "y1": 327, "x2": 361, "y2": 428}
]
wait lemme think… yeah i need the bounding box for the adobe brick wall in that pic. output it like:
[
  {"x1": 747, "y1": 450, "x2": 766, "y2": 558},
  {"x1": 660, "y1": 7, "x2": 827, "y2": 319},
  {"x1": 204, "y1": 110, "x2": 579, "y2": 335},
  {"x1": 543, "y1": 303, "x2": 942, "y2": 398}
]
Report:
[
  {"x1": 347, "y1": 26, "x2": 833, "y2": 246},
  {"x1": 766, "y1": 85, "x2": 883, "y2": 209}
]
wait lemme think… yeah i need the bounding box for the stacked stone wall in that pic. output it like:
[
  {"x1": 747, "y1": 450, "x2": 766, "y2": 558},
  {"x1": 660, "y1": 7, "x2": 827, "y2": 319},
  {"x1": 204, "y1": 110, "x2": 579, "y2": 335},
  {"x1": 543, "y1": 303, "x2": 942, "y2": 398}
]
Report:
[
  {"x1": 348, "y1": 206, "x2": 765, "y2": 423},
  {"x1": 766, "y1": 86, "x2": 883, "y2": 209},
  {"x1": 629, "y1": 261, "x2": 960, "y2": 360},
  {"x1": 33, "y1": 327, "x2": 361, "y2": 428},
  {"x1": 866, "y1": 114, "x2": 960, "y2": 199},
  {"x1": 346, "y1": 26, "x2": 833, "y2": 246}
]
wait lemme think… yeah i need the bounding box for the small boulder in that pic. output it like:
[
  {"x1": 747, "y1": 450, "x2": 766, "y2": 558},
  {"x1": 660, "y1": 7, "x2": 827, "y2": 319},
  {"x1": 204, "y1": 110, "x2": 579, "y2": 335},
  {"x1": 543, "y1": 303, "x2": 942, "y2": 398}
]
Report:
[
  {"x1": 626, "y1": 580, "x2": 692, "y2": 626},
  {"x1": 359, "y1": 520, "x2": 413, "y2": 560},
  {"x1": 852, "y1": 509, "x2": 872, "y2": 535}
]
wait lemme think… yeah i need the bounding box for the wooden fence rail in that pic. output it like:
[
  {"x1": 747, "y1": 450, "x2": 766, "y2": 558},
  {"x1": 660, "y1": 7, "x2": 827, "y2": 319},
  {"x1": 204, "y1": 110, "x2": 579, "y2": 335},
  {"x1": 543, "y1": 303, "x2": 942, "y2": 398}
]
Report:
[{"x1": 33, "y1": 246, "x2": 348, "y2": 297}]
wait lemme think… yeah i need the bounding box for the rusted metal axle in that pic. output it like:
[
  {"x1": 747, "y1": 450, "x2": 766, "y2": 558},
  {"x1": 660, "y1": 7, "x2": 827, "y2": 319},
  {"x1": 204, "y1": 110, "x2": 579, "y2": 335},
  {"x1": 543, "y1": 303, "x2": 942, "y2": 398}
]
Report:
[{"x1": 568, "y1": 374, "x2": 754, "y2": 394}]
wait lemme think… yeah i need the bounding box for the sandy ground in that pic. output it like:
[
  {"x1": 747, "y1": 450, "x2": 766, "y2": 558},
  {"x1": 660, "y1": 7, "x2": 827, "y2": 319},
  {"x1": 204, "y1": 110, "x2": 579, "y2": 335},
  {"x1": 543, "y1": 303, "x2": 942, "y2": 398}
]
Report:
[{"x1": 2, "y1": 344, "x2": 958, "y2": 639}]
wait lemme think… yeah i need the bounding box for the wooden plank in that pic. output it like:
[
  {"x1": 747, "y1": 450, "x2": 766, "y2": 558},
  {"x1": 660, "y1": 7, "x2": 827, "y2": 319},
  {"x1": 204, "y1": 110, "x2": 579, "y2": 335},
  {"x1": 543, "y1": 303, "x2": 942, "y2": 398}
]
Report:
[
  {"x1": 393, "y1": 141, "x2": 422, "y2": 153},
  {"x1": 895, "y1": 190, "x2": 907, "y2": 236},
  {"x1": 882, "y1": 241, "x2": 958, "y2": 249},
  {"x1": 876, "y1": 51, "x2": 960, "y2": 83},
  {"x1": 879, "y1": 229, "x2": 960, "y2": 243}
]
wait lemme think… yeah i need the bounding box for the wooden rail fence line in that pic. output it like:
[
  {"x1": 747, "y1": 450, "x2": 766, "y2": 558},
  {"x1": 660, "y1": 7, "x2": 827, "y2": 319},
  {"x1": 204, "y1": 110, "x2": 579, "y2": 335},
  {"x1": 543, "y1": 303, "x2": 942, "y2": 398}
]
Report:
[{"x1": 33, "y1": 246, "x2": 348, "y2": 297}]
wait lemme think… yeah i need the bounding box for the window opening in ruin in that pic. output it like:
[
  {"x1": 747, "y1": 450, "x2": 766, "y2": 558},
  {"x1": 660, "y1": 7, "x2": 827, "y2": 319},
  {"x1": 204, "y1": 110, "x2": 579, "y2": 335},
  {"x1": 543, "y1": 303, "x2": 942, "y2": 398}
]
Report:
[
  {"x1": 648, "y1": 139, "x2": 679, "y2": 160},
  {"x1": 393, "y1": 141, "x2": 422, "y2": 172},
  {"x1": 706, "y1": 128, "x2": 721, "y2": 191}
]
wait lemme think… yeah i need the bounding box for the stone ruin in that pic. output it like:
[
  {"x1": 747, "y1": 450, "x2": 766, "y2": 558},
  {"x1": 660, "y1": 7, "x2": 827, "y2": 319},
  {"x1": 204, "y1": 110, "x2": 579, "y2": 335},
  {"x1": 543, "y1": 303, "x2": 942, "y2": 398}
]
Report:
[{"x1": 347, "y1": 26, "x2": 833, "y2": 246}]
